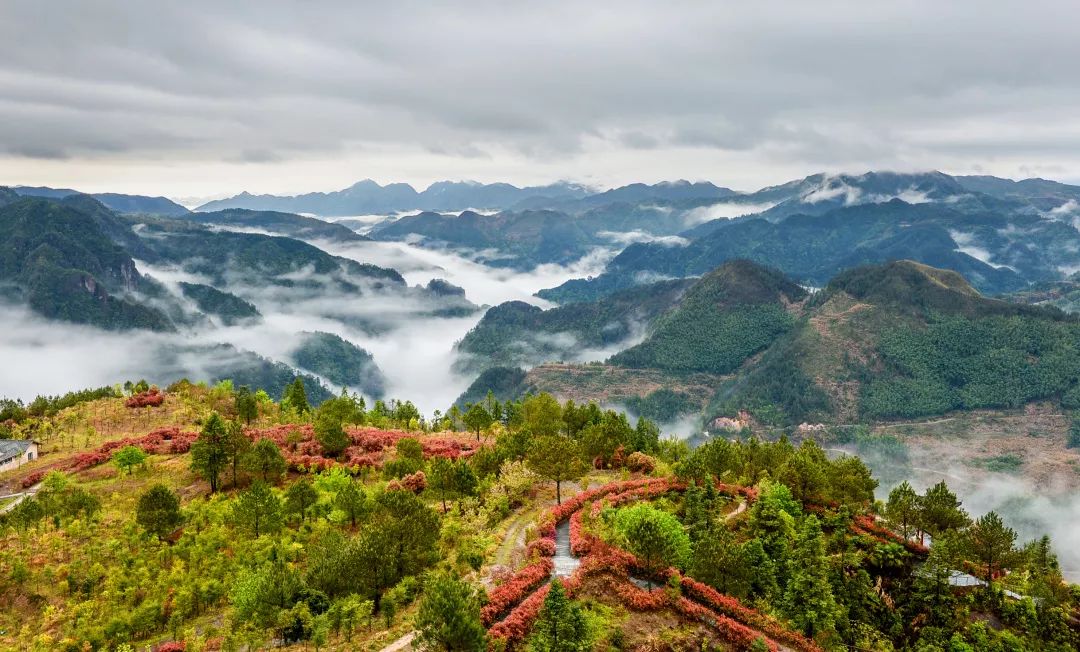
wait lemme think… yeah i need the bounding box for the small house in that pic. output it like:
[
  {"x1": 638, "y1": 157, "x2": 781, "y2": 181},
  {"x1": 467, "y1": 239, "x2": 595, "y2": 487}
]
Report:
[{"x1": 0, "y1": 439, "x2": 39, "y2": 473}]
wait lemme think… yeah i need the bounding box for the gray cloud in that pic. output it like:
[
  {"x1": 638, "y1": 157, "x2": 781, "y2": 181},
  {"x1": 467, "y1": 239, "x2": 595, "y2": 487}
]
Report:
[{"x1": 2, "y1": 1, "x2": 1080, "y2": 194}]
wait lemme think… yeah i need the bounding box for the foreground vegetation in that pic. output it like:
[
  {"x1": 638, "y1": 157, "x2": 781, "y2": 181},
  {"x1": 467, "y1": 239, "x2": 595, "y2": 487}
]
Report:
[{"x1": 0, "y1": 379, "x2": 1076, "y2": 651}]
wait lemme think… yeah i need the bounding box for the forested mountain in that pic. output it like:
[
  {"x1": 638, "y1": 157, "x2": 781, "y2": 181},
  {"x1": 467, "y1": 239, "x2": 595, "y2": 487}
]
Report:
[
  {"x1": 175, "y1": 208, "x2": 371, "y2": 242},
  {"x1": 291, "y1": 331, "x2": 387, "y2": 398},
  {"x1": 454, "y1": 278, "x2": 695, "y2": 372},
  {"x1": 13, "y1": 185, "x2": 190, "y2": 216},
  {"x1": 465, "y1": 259, "x2": 1080, "y2": 429},
  {"x1": 0, "y1": 196, "x2": 173, "y2": 330},
  {"x1": 540, "y1": 196, "x2": 1077, "y2": 302}
]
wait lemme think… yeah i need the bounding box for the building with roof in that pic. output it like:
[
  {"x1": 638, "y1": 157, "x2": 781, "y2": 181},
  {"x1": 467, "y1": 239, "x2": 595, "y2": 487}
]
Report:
[{"x1": 0, "y1": 439, "x2": 39, "y2": 473}]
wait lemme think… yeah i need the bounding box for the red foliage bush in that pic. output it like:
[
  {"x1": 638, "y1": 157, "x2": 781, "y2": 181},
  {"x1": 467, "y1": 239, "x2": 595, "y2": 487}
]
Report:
[
  {"x1": 675, "y1": 597, "x2": 779, "y2": 651},
  {"x1": 616, "y1": 582, "x2": 668, "y2": 610},
  {"x1": 481, "y1": 559, "x2": 554, "y2": 626},
  {"x1": 153, "y1": 642, "x2": 185, "y2": 652},
  {"x1": 527, "y1": 536, "x2": 556, "y2": 558},
  {"x1": 21, "y1": 470, "x2": 45, "y2": 489},
  {"x1": 681, "y1": 577, "x2": 820, "y2": 652},
  {"x1": 125, "y1": 388, "x2": 165, "y2": 408},
  {"x1": 487, "y1": 582, "x2": 550, "y2": 649}
]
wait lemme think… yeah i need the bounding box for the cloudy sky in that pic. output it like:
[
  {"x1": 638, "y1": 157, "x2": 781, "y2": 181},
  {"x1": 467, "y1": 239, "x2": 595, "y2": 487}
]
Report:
[{"x1": 3, "y1": 0, "x2": 1080, "y2": 199}]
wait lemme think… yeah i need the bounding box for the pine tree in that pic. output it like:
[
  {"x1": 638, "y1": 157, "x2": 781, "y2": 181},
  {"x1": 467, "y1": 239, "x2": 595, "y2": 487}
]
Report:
[
  {"x1": 235, "y1": 385, "x2": 258, "y2": 424},
  {"x1": 783, "y1": 515, "x2": 838, "y2": 639},
  {"x1": 315, "y1": 412, "x2": 350, "y2": 457},
  {"x1": 191, "y1": 411, "x2": 231, "y2": 492},
  {"x1": 884, "y1": 481, "x2": 919, "y2": 540},
  {"x1": 285, "y1": 478, "x2": 319, "y2": 523},
  {"x1": 529, "y1": 579, "x2": 590, "y2": 652},
  {"x1": 415, "y1": 573, "x2": 487, "y2": 651},
  {"x1": 223, "y1": 419, "x2": 251, "y2": 488},
  {"x1": 967, "y1": 511, "x2": 1017, "y2": 594},
  {"x1": 526, "y1": 435, "x2": 588, "y2": 505},
  {"x1": 462, "y1": 403, "x2": 493, "y2": 441},
  {"x1": 282, "y1": 378, "x2": 310, "y2": 415},
  {"x1": 136, "y1": 484, "x2": 182, "y2": 540},
  {"x1": 242, "y1": 438, "x2": 287, "y2": 483},
  {"x1": 334, "y1": 479, "x2": 366, "y2": 527},
  {"x1": 233, "y1": 480, "x2": 283, "y2": 537}
]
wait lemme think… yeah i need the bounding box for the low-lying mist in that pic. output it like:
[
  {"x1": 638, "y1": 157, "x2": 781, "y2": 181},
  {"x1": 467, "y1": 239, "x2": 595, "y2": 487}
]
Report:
[{"x1": 0, "y1": 238, "x2": 614, "y2": 416}]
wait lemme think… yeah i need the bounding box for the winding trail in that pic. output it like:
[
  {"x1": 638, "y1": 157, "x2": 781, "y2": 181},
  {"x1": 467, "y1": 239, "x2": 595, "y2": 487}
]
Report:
[{"x1": 0, "y1": 482, "x2": 41, "y2": 514}]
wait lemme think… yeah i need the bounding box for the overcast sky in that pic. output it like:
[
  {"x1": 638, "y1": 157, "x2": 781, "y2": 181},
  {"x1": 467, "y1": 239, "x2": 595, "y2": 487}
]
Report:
[{"x1": 3, "y1": 1, "x2": 1080, "y2": 199}]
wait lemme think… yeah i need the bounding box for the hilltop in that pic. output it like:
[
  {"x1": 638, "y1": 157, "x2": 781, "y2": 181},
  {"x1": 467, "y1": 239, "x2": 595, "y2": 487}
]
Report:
[{"x1": 0, "y1": 379, "x2": 1074, "y2": 651}]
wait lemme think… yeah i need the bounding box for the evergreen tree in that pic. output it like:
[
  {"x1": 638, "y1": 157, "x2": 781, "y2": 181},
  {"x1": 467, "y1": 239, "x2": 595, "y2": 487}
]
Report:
[
  {"x1": 191, "y1": 411, "x2": 231, "y2": 492},
  {"x1": 918, "y1": 481, "x2": 969, "y2": 543},
  {"x1": 232, "y1": 480, "x2": 283, "y2": 537},
  {"x1": 462, "y1": 403, "x2": 493, "y2": 441},
  {"x1": 967, "y1": 511, "x2": 1017, "y2": 594},
  {"x1": 334, "y1": 479, "x2": 366, "y2": 527},
  {"x1": 111, "y1": 445, "x2": 147, "y2": 475},
  {"x1": 415, "y1": 573, "x2": 487, "y2": 652},
  {"x1": 314, "y1": 412, "x2": 349, "y2": 457},
  {"x1": 783, "y1": 515, "x2": 838, "y2": 640},
  {"x1": 223, "y1": 419, "x2": 252, "y2": 488},
  {"x1": 526, "y1": 435, "x2": 588, "y2": 504},
  {"x1": 529, "y1": 579, "x2": 590, "y2": 652},
  {"x1": 884, "y1": 481, "x2": 919, "y2": 540},
  {"x1": 285, "y1": 478, "x2": 319, "y2": 523},
  {"x1": 242, "y1": 438, "x2": 288, "y2": 483},
  {"x1": 235, "y1": 385, "x2": 258, "y2": 424},
  {"x1": 135, "y1": 484, "x2": 182, "y2": 540},
  {"x1": 282, "y1": 378, "x2": 310, "y2": 415}
]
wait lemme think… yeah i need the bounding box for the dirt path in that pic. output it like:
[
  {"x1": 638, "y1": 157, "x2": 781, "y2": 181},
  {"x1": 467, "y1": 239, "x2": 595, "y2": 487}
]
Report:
[
  {"x1": 0, "y1": 482, "x2": 41, "y2": 514},
  {"x1": 378, "y1": 631, "x2": 416, "y2": 652}
]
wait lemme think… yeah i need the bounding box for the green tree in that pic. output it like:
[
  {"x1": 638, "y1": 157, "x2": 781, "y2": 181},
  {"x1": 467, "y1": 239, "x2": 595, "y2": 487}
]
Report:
[
  {"x1": 783, "y1": 515, "x2": 838, "y2": 639},
  {"x1": 112, "y1": 445, "x2": 147, "y2": 475},
  {"x1": 521, "y1": 393, "x2": 564, "y2": 438},
  {"x1": 315, "y1": 412, "x2": 349, "y2": 457},
  {"x1": 135, "y1": 484, "x2": 183, "y2": 540},
  {"x1": 528, "y1": 579, "x2": 590, "y2": 652},
  {"x1": 967, "y1": 511, "x2": 1018, "y2": 594},
  {"x1": 918, "y1": 481, "x2": 969, "y2": 543},
  {"x1": 526, "y1": 435, "x2": 588, "y2": 505},
  {"x1": 429, "y1": 457, "x2": 469, "y2": 513},
  {"x1": 462, "y1": 403, "x2": 493, "y2": 441},
  {"x1": 579, "y1": 410, "x2": 633, "y2": 464},
  {"x1": 282, "y1": 378, "x2": 311, "y2": 415},
  {"x1": 233, "y1": 480, "x2": 283, "y2": 537},
  {"x1": 285, "y1": 478, "x2": 319, "y2": 523},
  {"x1": 415, "y1": 573, "x2": 487, "y2": 652},
  {"x1": 613, "y1": 503, "x2": 691, "y2": 585},
  {"x1": 235, "y1": 385, "x2": 258, "y2": 424},
  {"x1": 334, "y1": 479, "x2": 367, "y2": 527},
  {"x1": 191, "y1": 411, "x2": 231, "y2": 493},
  {"x1": 223, "y1": 419, "x2": 252, "y2": 488},
  {"x1": 243, "y1": 438, "x2": 288, "y2": 484},
  {"x1": 884, "y1": 481, "x2": 919, "y2": 540}
]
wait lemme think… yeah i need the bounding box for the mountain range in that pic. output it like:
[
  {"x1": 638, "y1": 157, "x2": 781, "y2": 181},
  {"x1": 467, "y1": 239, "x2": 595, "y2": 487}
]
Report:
[{"x1": 459, "y1": 258, "x2": 1080, "y2": 428}]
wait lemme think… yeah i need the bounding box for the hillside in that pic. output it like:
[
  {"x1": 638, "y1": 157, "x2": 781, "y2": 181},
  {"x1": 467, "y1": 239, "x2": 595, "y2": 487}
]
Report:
[
  {"x1": 0, "y1": 197, "x2": 173, "y2": 330},
  {"x1": 291, "y1": 331, "x2": 387, "y2": 398},
  {"x1": 711, "y1": 261, "x2": 1080, "y2": 426},
  {"x1": 610, "y1": 261, "x2": 805, "y2": 375},
  {"x1": 0, "y1": 381, "x2": 1074, "y2": 651},
  {"x1": 13, "y1": 185, "x2": 190, "y2": 217},
  {"x1": 181, "y1": 208, "x2": 370, "y2": 242},
  {"x1": 454, "y1": 278, "x2": 694, "y2": 373},
  {"x1": 541, "y1": 199, "x2": 1062, "y2": 303}
]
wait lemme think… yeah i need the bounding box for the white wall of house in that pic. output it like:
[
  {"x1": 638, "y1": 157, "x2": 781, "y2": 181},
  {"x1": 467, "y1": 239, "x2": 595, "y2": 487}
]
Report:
[{"x1": 0, "y1": 442, "x2": 39, "y2": 473}]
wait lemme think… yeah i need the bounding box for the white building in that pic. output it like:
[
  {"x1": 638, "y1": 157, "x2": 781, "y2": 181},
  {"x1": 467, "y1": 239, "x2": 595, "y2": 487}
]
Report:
[{"x1": 0, "y1": 440, "x2": 39, "y2": 473}]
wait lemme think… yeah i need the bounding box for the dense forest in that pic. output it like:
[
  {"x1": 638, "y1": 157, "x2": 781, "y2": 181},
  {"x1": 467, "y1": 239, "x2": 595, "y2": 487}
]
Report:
[{"x1": 0, "y1": 378, "x2": 1075, "y2": 651}]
